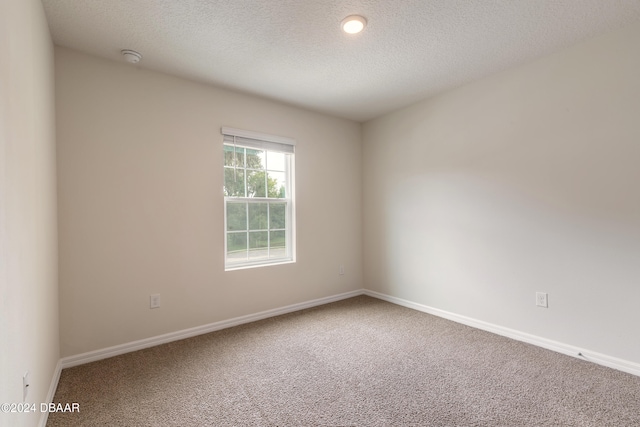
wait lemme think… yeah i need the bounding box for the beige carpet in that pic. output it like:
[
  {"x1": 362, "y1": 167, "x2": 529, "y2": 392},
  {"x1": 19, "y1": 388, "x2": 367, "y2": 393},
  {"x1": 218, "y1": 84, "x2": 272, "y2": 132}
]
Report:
[{"x1": 48, "y1": 296, "x2": 640, "y2": 426}]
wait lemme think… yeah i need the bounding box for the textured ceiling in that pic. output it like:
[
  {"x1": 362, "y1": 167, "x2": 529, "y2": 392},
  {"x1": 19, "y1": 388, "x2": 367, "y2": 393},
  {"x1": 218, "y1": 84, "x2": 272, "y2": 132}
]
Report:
[{"x1": 42, "y1": 0, "x2": 640, "y2": 122}]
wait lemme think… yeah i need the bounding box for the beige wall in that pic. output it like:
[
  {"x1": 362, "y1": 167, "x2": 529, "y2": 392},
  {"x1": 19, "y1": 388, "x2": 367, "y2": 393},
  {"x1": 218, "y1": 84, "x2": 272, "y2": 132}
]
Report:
[
  {"x1": 363, "y1": 22, "x2": 640, "y2": 364},
  {"x1": 0, "y1": 1, "x2": 59, "y2": 426},
  {"x1": 55, "y1": 47, "x2": 362, "y2": 357}
]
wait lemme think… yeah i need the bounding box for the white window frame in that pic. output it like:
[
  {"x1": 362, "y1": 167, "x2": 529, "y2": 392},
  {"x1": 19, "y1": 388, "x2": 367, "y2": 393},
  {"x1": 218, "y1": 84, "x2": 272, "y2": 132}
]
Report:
[{"x1": 222, "y1": 127, "x2": 296, "y2": 270}]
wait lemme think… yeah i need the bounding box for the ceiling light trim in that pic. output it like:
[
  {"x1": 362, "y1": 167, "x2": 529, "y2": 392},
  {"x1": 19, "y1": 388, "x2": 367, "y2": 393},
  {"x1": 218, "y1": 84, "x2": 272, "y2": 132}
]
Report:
[{"x1": 341, "y1": 15, "x2": 367, "y2": 34}]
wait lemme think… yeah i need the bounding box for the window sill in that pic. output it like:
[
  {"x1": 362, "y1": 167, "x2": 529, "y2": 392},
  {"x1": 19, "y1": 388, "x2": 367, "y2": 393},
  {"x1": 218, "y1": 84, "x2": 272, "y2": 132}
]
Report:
[{"x1": 224, "y1": 259, "x2": 295, "y2": 272}]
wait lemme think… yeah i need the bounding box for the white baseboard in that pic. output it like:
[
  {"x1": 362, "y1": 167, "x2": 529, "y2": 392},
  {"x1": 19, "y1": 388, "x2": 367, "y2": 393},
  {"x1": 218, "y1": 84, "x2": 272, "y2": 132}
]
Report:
[
  {"x1": 56, "y1": 287, "x2": 639, "y2": 378},
  {"x1": 61, "y1": 289, "x2": 364, "y2": 369},
  {"x1": 38, "y1": 359, "x2": 62, "y2": 427},
  {"x1": 363, "y1": 289, "x2": 640, "y2": 377}
]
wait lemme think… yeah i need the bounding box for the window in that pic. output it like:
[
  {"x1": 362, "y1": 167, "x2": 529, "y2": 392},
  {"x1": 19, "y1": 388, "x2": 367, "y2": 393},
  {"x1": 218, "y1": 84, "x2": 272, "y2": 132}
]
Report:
[{"x1": 222, "y1": 127, "x2": 295, "y2": 270}]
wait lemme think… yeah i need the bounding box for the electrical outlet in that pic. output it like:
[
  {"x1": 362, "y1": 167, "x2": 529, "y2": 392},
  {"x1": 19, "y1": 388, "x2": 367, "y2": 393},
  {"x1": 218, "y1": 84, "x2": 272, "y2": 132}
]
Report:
[
  {"x1": 23, "y1": 371, "x2": 29, "y2": 402},
  {"x1": 339, "y1": 264, "x2": 345, "y2": 275},
  {"x1": 150, "y1": 294, "x2": 161, "y2": 309},
  {"x1": 536, "y1": 292, "x2": 548, "y2": 308}
]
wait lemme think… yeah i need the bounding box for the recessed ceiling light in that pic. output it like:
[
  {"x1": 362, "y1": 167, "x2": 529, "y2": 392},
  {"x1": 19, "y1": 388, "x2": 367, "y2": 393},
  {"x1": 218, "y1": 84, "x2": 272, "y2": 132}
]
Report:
[{"x1": 341, "y1": 15, "x2": 367, "y2": 34}]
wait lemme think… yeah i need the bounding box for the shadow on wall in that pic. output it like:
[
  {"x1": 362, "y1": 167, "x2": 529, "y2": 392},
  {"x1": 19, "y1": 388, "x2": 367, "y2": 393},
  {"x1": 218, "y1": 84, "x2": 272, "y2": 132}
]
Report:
[{"x1": 381, "y1": 170, "x2": 639, "y2": 345}]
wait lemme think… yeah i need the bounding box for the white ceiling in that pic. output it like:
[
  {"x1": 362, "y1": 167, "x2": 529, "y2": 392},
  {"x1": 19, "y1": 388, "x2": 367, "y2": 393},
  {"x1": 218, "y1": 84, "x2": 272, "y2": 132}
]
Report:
[{"x1": 42, "y1": 0, "x2": 640, "y2": 122}]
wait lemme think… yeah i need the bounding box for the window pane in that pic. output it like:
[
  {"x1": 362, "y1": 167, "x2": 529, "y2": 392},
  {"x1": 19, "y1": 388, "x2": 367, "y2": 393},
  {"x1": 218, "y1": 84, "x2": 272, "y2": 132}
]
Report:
[
  {"x1": 227, "y1": 232, "x2": 247, "y2": 264},
  {"x1": 248, "y1": 203, "x2": 268, "y2": 230},
  {"x1": 224, "y1": 137, "x2": 294, "y2": 269},
  {"x1": 266, "y1": 151, "x2": 285, "y2": 171},
  {"x1": 246, "y1": 149, "x2": 265, "y2": 170},
  {"x1": 224, "y1": 145, "x2": 244, "y2": 168},
  {"x1": 269, "y1": 203, "x2": 286, "y2": 229},
  {"x1": 249, "y1": 231, "x2": 269, "y2": 261},
  {"x1": 246, "y1": 170, "x2": 266, "y2": 197},
  {"x1": 226, "y1": 202, "x2": 247, "y2": 231},
  {"x1": 267, "y1": 171, "x2": 286, "y2": 198},
  {"x1": 270, "y1": 231, "x2": 286, "y2": 259},
  {"x1": 224, "y1": 167, "x2": 245, "y2": 197}
]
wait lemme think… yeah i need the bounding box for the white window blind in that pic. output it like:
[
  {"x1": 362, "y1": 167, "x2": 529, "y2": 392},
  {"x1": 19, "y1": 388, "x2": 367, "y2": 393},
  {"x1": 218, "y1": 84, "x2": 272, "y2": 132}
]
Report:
[{"x1": 221, "y1": 127, "x2": 295, "y2": 154}]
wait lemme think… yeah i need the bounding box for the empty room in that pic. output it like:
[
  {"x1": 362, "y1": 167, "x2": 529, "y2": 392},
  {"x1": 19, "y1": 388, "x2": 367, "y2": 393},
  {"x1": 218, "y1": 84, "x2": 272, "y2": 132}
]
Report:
[{"x1": 2, "y1": 0, "x2": 640, "y2": 426}]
